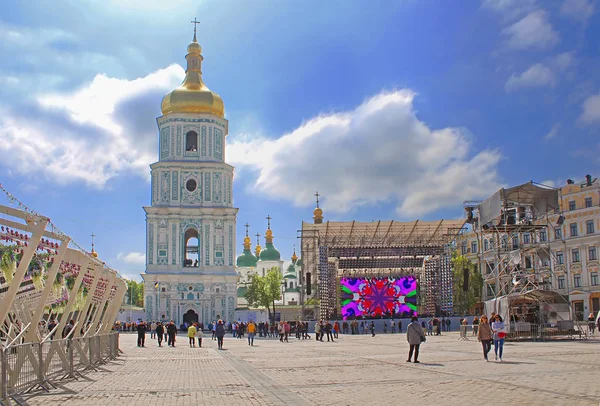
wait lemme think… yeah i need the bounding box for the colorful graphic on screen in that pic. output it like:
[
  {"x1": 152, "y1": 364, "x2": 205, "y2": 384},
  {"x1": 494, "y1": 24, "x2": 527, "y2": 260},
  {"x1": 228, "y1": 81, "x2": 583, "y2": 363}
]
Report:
[{"x1": 340, "y1": 276, "x2": 418, "y2": 319}]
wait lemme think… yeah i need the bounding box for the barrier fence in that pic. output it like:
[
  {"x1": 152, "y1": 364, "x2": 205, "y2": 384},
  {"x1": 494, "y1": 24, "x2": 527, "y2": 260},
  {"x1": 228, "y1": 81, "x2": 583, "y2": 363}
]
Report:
[{"x1": 1, "y1": 332, "x2": 120, "y2": 404}]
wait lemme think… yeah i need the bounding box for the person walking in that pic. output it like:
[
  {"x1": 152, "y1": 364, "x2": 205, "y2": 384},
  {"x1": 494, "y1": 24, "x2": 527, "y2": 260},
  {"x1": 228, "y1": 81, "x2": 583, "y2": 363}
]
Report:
[
  {"x1": 212, "y1": 321, "x2": 217, "y2": 341},
  {"x1": 391, "y1": 320, "x2": 396, "y2": 334},
  {"x1": 167, "y1": 320, "x2": 177, "y2": 347},
  {"x1": 406, "y1": 316, "x2": 425, "y2": 363},
  {"x1": 150, "y1": 321, "x2": 156, "y2": 339},
  {"x1": 196, "y1": 323, "x2": 203, "y2": 347},
  {"x1": 333, "y1": 321, "x2": 340, "y2": 338},
  {"x1": 491, "y1": 315, "x2": 506, "y2": 362},
  {"x1": 477, "y1": 315, "x2": 493, "y2": 361},
  {"x1": 155, "y1": 322, "x2": 164, "y2": 347},
  {"x1": 398, "y1": 320, "x2": 403, "y2": 333},
  {"x1": 137, "y1": 320, "x2": 147, "y2": 347},
  {"x1": 588, "y1": 312, "x2": 596, "y2": 336},
  {"x1": 472, "y1": 316, "x2": 480, "y2": 336},
  {"x1": 216, "y1": 320, "x2": 226, "y2": 350},
  {"x1": 325, "y1": 321, "x2": 335, "y2": 342},
  {"x1": 314, "y1": 321, "x2": 321, "y2": 341},
  {"x1": 187, "y1": 323, "x2": 197, "y2": 347},
  {"x1": 247, "y1": 320, "x2": 256, "y2": 346},
  {"x1": 370, "y1": 321, "x2": 375, "y2": 337}
]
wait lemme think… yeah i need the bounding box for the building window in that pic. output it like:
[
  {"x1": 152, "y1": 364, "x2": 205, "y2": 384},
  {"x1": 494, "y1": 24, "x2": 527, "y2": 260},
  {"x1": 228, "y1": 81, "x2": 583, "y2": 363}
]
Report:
[
  {"x1": 161, "y1": 287, "x2": 166, "y2": 293},
  {"x1": 186, "y1": 131, "x2": 198, "y2": 152},
  {"x1": 591, "y1": 272, "x2": 599, "y2": 286},
  {"x1": 572, "y1": 248, "x2": 580, "y2": 263},
  {"x1": 589, "y1": 246, "x2": 597, "y2": 261},
  {"x1": 558, "y1": 276, "x2": 565, "y2": 289},
  {"x1": 523, "y1": 233, "x2": 531, "y2": 244},
  {"x1": 574, "y1": 274, "x2": 582, "y2": 288},
  {"x1": 556, "y1": 251, "x2": 564, "y2": 264},
  {"x1": 570, "y1": 223, "x2": 578, "y2": 237},
  {"x1": 540, "y1": 229, "x2": 547, "y2": 242},
  {"x1": 587, "y1": 220, "x2": 595, "y2": 234},
  {"x1": 555, "y1": 228, "x2": 562, "y2": 239},
  {"x1": 512, "y1": 234, "x2": 519, "y2": 250},
  {"x1": 543, "y1": 277, "x2": 551, "y2": 289},
  {"x1": 484, "y1": 239, "x2": 489, "y2": 251},
  {"x1": 569, "y1": 201, "x2": 576, "y2": 211},
  {"x1": 471, "y1": 241, "x2": 477, "y2": 253},
  {"x1": 525, "y1": 256, "x2": 532, "y2": 269},
  {"x1": 487, "y1": 284, "x2": 495, "y2": 297},
  {"x1": 461, "y1": 242, "x2": 467, "y2": 255},
  {"x1": 585, "y1": 197, "x2": 593, "y2": 208}
]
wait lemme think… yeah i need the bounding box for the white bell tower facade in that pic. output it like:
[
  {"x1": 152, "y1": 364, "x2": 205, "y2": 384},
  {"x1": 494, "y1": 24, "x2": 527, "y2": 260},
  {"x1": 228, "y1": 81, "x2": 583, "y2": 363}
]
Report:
[{"x1": 142, "y1": 28, "x2": 238, "y2": 326}]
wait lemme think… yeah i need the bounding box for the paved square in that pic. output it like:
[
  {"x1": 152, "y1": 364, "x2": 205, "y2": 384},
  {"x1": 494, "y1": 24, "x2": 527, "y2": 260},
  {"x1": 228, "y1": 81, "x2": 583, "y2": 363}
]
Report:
[{"x1": 22, "y1": 332, "x2": 600, "y2": 405}]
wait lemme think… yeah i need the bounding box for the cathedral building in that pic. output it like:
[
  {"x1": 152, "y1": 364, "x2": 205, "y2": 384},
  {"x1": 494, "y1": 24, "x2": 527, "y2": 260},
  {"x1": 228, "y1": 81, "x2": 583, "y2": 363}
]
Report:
[{"x1": 142, "y1": 30, "x2": 238, "y2": 326}]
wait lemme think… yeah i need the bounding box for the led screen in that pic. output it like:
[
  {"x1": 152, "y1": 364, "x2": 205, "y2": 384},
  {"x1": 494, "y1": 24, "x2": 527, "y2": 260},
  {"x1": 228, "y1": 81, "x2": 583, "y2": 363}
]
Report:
[{"x1": 340, "y1": 276, "x2": 418, "y2": 319}]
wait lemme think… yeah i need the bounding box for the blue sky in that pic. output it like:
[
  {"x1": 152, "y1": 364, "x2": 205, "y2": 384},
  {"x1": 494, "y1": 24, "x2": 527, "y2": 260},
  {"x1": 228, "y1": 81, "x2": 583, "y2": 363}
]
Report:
[{"x1": 1, "y1": 0, "x2": 599, "y2": 280}]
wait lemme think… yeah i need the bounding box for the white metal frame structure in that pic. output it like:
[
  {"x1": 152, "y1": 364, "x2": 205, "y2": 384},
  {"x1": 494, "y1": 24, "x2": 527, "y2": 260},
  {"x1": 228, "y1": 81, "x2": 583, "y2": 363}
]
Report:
[{"x1": 0, "y1": 188, "x2": 126, "y2": 402}]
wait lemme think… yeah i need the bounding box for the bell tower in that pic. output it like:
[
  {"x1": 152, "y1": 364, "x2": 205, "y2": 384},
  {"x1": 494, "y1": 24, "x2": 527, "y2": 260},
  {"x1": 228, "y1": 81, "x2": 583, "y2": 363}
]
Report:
[{"x1": 142, "y1": 23, "x2": 238, "y2": 325}]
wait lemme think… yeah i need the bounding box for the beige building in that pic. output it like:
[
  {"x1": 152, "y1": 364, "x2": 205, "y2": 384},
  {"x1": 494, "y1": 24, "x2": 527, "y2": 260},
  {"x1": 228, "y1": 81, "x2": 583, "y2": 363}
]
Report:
[{"x1": 461, "y1": 175, "x2": 600, "y2": 321}]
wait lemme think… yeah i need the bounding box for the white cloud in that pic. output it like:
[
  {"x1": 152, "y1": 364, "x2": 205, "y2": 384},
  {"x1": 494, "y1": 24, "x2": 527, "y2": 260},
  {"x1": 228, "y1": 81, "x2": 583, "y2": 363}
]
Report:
[
  {"x1": 561, "y1": 0, "x2": 595, "y2": 20},
  {"x1": 228, "y1": 90, "x2": 503, "y2": 217},
  {"x1": 0, "y1": 65, "x2": 184, "y2": 187},
  {"x1": 580, "y1": 92, "x2": 600, "y2": 123},
  {"x1": 502, "y1": 10, "x2": 559, "y2": 50},
  {"x1": 550, "y1": 51, "x2": 576, "y2": 72},
  {"x1": 544, "y1": 124, "x2": 560, "y2": 141},
  {"x1": 482, "y1": 0, "x2": 538, "y2": 21},
  {"x1": 505, "y1": 63, "x2": 556, "y2": 92},
  {"x1": 117, "y1": 252, "x2": 146, "y2": 265}
]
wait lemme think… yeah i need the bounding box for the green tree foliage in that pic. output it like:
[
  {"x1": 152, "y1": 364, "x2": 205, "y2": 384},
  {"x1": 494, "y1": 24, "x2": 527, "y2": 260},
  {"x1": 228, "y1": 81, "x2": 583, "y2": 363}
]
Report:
[
  {"x1": 452, "y1": 251, "x2": 483, "y2": 315},
  {"x1": 126, "y1": 280, "x2": 144, "y2": 307},
  {"x1": 244, "y1": 267, "x2": 283, "y2": 324}
]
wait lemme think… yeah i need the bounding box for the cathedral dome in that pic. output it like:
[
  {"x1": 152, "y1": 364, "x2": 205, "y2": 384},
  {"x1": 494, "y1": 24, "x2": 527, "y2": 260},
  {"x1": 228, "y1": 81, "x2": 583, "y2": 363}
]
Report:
[
  {"x1": 161, "y1": 35, "x2": 225, "y2": 117},
  {"x1": 236, "y1": 235, "x2": 258, "y2": 267},
  {"x1": 259, "y1": 243, "x2": 281, "y2": 261}
]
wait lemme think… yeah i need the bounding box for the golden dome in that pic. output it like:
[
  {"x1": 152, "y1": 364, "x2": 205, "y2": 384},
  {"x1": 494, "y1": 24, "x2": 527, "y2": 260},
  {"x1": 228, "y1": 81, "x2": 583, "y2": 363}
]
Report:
[
  {"x1": 291, "y1": 249, "x2": 298, "y2": 263},
  {"x1": 313, "y1": 207, "x2": 323, "y2": 224},
  {"x1": 91, "y1": 249, "x2": 98, "y2": 258},
  {"x1": 161, "y1": 35, "x2": 224, "y2": 117},
  {"x1": 243, "y1": 235, "x2": 252, "y2": 250}
]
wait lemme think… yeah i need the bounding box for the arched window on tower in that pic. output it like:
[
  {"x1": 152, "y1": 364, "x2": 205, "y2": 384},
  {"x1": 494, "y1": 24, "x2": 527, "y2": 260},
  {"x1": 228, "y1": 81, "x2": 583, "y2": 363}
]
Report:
[
  {"x1": 184, "y1": 228, "x2": 200, "y2": 267},
  {"x1": 186, "y1": 131, "x2": 198, "y2": 152}
]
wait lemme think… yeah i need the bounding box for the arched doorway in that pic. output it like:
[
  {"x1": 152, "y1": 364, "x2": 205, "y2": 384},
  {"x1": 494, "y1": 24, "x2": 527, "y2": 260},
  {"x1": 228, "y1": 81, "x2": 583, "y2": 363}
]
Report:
[
  {"x1": 183, "y1": 309, "x2": 199, "y2": 325},
  {"x1": 184, "y1": 228, "x2": 199, "y2": 267}
]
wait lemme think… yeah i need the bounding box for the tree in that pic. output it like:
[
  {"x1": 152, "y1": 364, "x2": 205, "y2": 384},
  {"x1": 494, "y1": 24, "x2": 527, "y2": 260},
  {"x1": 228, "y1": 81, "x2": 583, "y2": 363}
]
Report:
[
  {"x1": 244, "y1": 267, "x2": 282, "y2": 324},
  {"x1": 126, "y1": 280, "x2": 144, "y2": 307},
  {"x1": 452, "y1": 251, "x2": 483, "y2": 315}
]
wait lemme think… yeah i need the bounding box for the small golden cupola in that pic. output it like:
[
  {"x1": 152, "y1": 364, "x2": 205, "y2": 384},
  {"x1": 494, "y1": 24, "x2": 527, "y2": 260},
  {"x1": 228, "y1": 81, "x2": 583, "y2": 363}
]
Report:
[
  {"x1": 254, "y1": 232, "x2": 262, "y2": 258},
  {"x1": 291, "y1": 247, "x2": 298, "y2": 264},
  {"x1": 160, "y1": 18, "x2": 225, "y2": 117},
  {"x1": 313, "y1": 191, "x2": 323, "y2": 224},
  {"x1": 90, "y1": 233, "x2": 98, "y2": 258}
]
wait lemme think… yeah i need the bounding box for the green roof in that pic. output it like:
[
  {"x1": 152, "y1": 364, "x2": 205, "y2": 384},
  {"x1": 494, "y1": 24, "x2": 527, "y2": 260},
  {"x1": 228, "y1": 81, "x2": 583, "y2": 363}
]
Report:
[
  {"x1": 295, "y1": 258, "x2": 302, "y2": 266},
  {"x1": 236, "y1": 249, "x2": 258, "y2": 267},
  {"x1": 285, "y1": 287, "x2": 300, "y2": 292},
  {"x1": 284, "y1": 274, "x2": 297, "y2": 279},
  {"x1": 237, "y1": 286, "x2": 248, "y2": 297},
  {"x1": 286, "y1": 263, "x2": 296, "y2": 274},
  {"x1": 259, "y1": 243, "x2": 281, "y2": 261}
]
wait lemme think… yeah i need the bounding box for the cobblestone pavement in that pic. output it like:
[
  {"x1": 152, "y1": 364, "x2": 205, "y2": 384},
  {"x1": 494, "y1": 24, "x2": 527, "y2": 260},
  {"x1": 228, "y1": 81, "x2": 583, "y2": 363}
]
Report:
[{"x1": 22, "y1": 331, "x2": 600, "y2": 405}]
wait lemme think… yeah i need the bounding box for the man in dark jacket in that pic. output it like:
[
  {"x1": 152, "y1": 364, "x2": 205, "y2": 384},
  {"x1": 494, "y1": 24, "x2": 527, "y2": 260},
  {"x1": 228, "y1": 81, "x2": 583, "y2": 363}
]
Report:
[
  {"x1": 167, "y1": 320, "x2": 177, "y2": 347},
  {"x1": 155, "y1": 322, "x2": 165, "y2": 347},
  {"x1": 215, "y1": 320, "x2": 226, "y2": 350},
  {"x1": 325, "y1": 321, "x2": 335, "y2": 342},
  {"x1": 137, "y1": 321, "x2": 147, "y2": 347}
]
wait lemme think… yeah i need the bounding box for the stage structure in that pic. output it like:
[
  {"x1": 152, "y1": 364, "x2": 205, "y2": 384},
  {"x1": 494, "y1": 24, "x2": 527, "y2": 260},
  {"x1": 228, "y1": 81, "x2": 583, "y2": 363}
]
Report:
[
  {"x1": 0, "y1": 185, "x2": 127, "y2": 347},
  {"x1": 300, "y1": 220, "x2": 466, "y2": 320},
  {"x1": 464, "y1": 182, "x2": 580, "y2": 338}
]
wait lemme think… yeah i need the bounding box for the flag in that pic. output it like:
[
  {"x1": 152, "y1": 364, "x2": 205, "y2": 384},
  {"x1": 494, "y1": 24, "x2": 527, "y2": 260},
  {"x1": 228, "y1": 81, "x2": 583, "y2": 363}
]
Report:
[{"x1": 154, "y1": 282, "x2": 159, "y2": 289}]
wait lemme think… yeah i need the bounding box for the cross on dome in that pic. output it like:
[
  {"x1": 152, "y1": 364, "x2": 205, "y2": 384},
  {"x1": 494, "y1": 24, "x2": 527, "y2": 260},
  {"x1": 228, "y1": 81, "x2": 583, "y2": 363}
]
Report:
[{"x1": 190, "y1": 17, "x2": 200, "y2": 42}]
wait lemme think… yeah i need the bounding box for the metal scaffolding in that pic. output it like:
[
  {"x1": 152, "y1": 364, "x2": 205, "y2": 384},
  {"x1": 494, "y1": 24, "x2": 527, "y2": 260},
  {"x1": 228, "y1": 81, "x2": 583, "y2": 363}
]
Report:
[{"x1": 299, "y1": 219, "x2": 465, "y2": 320}]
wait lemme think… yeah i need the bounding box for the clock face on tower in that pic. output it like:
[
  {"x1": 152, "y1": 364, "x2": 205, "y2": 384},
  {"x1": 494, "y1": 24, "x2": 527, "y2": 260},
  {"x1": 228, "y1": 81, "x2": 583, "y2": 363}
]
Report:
[{"x1": 186, "y1": 179, "x2": 197, "y2": 192}]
